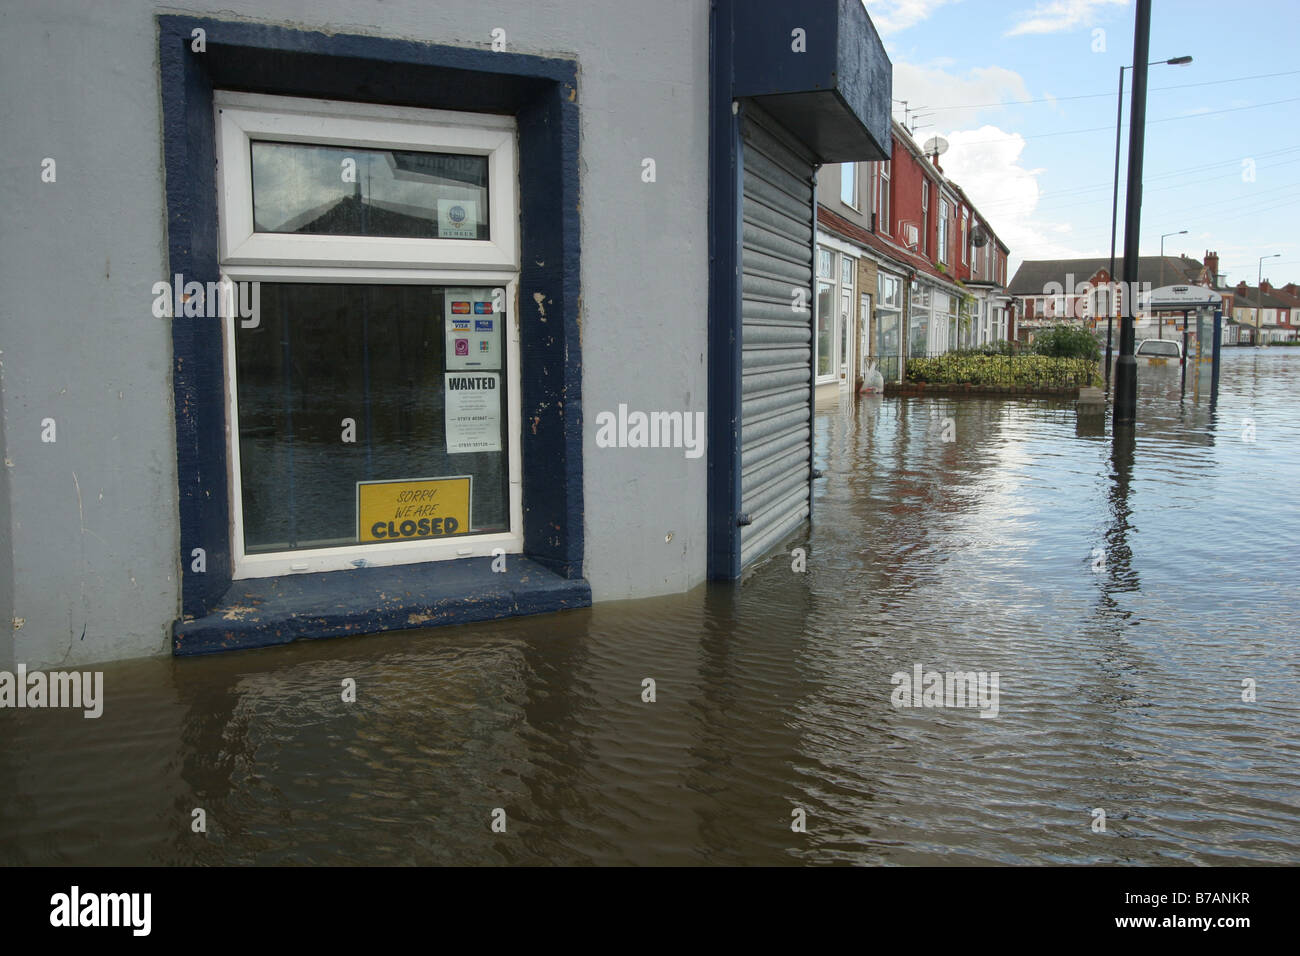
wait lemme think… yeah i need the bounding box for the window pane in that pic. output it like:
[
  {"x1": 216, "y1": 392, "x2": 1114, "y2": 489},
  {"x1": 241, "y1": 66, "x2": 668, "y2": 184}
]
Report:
[
  {"x1": 251, "y1": 142, "x2": 489, "y2": 239},
  {"x1": 235, "y1": 283, "x2": 509, "y2": 553},
  {"x1": 817, "y1": 282, "x2": 835, "y2": 376},
  {"x1": 839, "y1": 292, "x2": 850, "y2": 371}
]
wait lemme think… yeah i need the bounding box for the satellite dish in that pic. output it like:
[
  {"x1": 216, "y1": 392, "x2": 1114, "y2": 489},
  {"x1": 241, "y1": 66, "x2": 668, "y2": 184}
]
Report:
[
  {"x1": 971, "y1": 225, "x2": 989, "y2": 248},
  {"x1": 923, "y1": 135, "x2": 949, "y2": 157}
]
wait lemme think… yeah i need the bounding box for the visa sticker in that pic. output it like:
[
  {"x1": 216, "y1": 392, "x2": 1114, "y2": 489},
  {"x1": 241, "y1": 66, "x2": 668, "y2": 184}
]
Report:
[
  {"x1": 475, "y1": 319, "x2": 493, "y2": 331},
  {"x1": 452, "y1": 319, "x2": 470, "y2": 330}
]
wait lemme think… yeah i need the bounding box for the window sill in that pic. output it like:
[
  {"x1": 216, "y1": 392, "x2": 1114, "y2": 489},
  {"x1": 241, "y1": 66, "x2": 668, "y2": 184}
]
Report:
[{"x1": 172, "y1": 556, "x2": 590, "y2": 656}]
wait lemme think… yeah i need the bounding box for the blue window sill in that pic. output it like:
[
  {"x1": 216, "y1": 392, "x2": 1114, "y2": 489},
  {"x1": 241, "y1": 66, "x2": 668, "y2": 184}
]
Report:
[{"x1": 172, "y1": 556, "x2": 590, "y2": 656}]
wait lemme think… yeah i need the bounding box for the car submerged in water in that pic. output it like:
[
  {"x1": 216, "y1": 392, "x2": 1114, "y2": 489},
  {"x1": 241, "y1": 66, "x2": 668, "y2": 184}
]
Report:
[{"x1": 1135, "y1": 338, "x2": 1182, "y2": 361}]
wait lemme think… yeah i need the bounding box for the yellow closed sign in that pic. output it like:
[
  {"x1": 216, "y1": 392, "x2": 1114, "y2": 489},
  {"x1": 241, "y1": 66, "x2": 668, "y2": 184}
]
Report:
[{"x1": 357, "y1": 476, "x2": 472, "y2": 543}]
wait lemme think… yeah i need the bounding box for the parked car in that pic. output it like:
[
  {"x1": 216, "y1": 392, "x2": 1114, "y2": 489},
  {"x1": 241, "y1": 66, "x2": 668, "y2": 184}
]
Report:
[{"x1": 1135, "y1": 338, "x2": 1182, "y2": 360}]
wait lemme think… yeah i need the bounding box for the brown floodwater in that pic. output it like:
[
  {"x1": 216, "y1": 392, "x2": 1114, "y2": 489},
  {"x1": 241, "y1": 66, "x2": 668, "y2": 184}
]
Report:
[{"x1": 2, "y1": 349, "x2": 1298, "y2": 865}]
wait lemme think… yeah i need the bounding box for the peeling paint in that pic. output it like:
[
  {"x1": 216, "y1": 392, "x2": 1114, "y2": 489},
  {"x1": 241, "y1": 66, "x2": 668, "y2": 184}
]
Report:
[{"x1": 220, "y1": 605, "x2": 260, "y2": 621}]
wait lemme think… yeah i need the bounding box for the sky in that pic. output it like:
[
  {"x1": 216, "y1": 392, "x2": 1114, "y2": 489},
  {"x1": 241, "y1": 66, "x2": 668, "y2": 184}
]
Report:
[{"x1": 862, "y1": 0, "x2": 1300, "y2": 287}]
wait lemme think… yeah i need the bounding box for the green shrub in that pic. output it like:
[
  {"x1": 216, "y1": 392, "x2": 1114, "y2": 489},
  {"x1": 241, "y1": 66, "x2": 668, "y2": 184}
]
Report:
[
  {"x1": 950, "y1": 341, "x2": 1017, "y2": 357},
  {"x1": 1030, "y1": 324, "x2": 1101, "y2": 361},
  {"x1": 905, "y1": 353, "x2": 1101, "y2": 388}
]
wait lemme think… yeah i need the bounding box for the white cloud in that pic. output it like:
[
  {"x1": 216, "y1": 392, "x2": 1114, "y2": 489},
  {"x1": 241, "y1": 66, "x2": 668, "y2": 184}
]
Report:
[
  {"x1": 939, "y1": 126, "x2": 1099, "y2": 268},
  {"x1": 892, "y1": 62, "x2": 1034, "y2": 130},
  {"x1": 863, "y1": 0, "x2": 962, "y2": 36},
  {"x1": 1006, "y1": 0, "x2": 1127, "y2": 37}
]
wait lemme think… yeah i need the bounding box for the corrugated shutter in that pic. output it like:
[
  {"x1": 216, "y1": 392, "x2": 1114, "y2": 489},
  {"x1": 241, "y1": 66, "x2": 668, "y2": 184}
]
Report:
[{"x1": 739, "y1": 109, "x2": 814, "y2": 569}]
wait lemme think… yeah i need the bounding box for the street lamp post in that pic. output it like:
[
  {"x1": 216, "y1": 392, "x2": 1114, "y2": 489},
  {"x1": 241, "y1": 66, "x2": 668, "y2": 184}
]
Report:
[
  {"x1": 1157, "y1": 229, "x2": 1187, "y2": 339},
  {"x1": 1107, "y1": 54, "x2": 1191, "y2": 392},
  {"x1": 1257, "y1": 253, "x2": 1280, "y2": 346},
  {"x1": 1114, "y1": 1, "x2": 1160, "y2": 427}
]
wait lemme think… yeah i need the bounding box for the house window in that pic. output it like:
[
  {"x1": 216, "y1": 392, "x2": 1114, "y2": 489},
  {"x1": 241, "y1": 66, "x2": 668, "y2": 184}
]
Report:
[
  {"x1": 818, "y1": 247, "x2": 834, "y2": 278},
  {"x1": 841, "y1": 162, "x2": 857, "y2": 208},
  {"x1": 816, "y1": 280, "x2": 836, "y2": 379},
  {"x1": 921, "y1": 182, "x2": 929, "y2": 256},
  {"x1": 961, "y1": 209, "x2": 969, "y2": 264},
  {"x1": 878, "y1": 161, "x2": 891, "y2": 235},
  {"x1": 937, "y1": 197, "x2": 949, "y2": 264},
  {"x1": 214, "y1": 91, "x2": 521, "y2": 579}
]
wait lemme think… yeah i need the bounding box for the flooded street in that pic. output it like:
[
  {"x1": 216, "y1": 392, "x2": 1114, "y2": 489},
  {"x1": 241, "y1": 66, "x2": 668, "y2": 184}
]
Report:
[{"x1": 3, "y1": 350, "x2": 1298, "y2": 866}]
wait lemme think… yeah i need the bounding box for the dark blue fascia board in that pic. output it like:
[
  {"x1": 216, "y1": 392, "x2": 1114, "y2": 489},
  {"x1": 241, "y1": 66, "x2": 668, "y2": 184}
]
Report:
[
  {"x1": 173, "y1": 557, "x2": 590, "y2": 656},
  {"x1": 707, "y1": 0, "x2": 744, "y2": 581},
  {"x1": 158, "y1": 16, "x2": 585, "y2": 641},
  {"x1": 730, "y1": 0, "x2": 891, "y2": 163}
]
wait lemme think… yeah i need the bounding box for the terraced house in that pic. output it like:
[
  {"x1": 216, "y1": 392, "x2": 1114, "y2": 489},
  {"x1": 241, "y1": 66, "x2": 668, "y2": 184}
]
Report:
[
  {"x1": 1008, "y1": 252, "x2": 1232, "y2": 343},
  {"x1": 815, "y1": 120, "x2": 1013, "y2": 388},
  {"x1": 1232, "y1": 281, "x2": 1298, "y2": 344}
]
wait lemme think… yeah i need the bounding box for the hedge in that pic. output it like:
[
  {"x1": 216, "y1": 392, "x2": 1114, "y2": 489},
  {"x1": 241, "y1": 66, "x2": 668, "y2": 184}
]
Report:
[{"x1": 906, "y1": 353, "x2": 1101, "y2": 388}]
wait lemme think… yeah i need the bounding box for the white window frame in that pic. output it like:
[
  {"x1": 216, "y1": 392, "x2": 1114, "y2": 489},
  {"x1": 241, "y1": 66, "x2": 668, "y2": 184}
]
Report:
[
  {"x1": 937, "y1": 197, "x2": 949, "y2": 264},
  {"x1": 878, "y1": 161, "x2": 891, "y2": 235},
  {"x1": 920, "y1": 181, "x2": 929, "y2": 256},
  {"x1": 840, "y1": 162, "x2": 858, "y2": 209},
  {"x1": 818, "y1": 247, "x2": 834, "y2": 278},
  {"x1": 214, "y1": 91, "x2": 523, "y2": 580},
  {"x1": 214, "y1": 91, "x2": 518, "y2": 271}
]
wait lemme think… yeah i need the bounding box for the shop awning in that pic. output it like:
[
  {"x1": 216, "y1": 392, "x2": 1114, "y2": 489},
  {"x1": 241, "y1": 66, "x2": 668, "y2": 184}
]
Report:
[{"x1": 728, "y1": 0, "x2": 892, "y2": 164}]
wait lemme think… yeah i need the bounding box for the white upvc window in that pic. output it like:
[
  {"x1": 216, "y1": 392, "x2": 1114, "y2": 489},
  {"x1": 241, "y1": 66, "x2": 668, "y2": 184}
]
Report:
[
  {"x1": 920, "y1": 181, "x2": 929, "y2": 255},
  {"x1": 937, "y1": 197, "x2": 949, "y2": 264},
  {"x1": 878, "y1": 161, "x2": 891, "y2": 235},
  {"x1": 213, "y1": 91, "x2": 523, "y2": 580},
  {"x1": 840, "y1": 162, "x2": 858, "y2": 208}
]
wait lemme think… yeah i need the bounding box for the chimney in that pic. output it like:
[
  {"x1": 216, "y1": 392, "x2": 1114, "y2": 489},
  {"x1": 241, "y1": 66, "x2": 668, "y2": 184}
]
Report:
[
  {"x1": 1261, "y1": 279, "x2": 1272, "y2": 293},
  {"x1": 1286, "y1": 283, "x2": 1299, "y2": 297},
  {"x1": 1236, "y1": 280, "x2": 1248, "y2": 293},
  {"x1": 1204, "y1": 250, "x2": 1219, "y2": 284}
]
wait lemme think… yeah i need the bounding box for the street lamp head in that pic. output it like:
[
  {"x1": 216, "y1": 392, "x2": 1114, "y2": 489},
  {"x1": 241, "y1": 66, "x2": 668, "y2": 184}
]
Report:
[{"x1": 1166, "y1": 56, "x2": 1193, "y2": 65}]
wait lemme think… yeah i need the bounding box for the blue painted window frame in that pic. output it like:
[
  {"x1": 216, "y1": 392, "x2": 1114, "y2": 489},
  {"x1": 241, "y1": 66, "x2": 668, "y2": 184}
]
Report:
[{"x1": 158, "y1": 16, "x2": 586, "y2": 651}]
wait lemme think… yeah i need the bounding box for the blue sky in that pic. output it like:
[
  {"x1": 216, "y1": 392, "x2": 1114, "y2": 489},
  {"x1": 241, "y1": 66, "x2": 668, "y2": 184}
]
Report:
[{"x1": 863, "y1": 0, "x2": 1300, "y2": 287}]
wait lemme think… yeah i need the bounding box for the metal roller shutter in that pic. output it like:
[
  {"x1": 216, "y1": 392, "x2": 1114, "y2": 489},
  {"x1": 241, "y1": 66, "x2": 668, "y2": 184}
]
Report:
[{"x1": 739, "y1": 109, "x2": 815, "y2": 569}]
